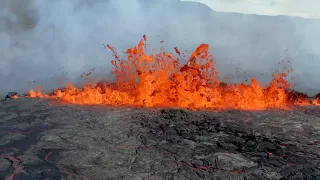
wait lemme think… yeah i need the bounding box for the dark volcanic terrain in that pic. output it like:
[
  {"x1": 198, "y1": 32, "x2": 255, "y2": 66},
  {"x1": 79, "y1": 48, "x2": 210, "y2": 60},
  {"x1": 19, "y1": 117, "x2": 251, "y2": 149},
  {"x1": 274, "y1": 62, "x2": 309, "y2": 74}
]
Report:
[{"x1": 0, "y1": 98, "x2": 319, "y2": 180}]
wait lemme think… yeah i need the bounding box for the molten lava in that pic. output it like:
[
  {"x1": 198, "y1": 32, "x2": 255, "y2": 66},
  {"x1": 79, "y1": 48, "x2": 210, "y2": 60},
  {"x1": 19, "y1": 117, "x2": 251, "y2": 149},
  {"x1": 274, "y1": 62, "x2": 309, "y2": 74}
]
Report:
[{"x1": 29, "y1": 35, "x2": 319, "y2": 110}]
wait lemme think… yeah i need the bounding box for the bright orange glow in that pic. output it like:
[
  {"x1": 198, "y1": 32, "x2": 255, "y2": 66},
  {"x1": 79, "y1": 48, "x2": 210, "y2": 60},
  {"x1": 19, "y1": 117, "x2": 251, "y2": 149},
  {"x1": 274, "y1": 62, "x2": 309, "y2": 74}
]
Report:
[{"x1": 28, "y1": 35, "x2": 320, "y2": 110}]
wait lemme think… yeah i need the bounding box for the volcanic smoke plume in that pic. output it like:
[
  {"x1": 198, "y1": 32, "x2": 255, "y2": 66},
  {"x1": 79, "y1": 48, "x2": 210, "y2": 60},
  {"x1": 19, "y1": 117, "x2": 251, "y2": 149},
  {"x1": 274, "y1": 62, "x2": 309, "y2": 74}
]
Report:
[{"x1": 1, "y1": 0, "x2": 320, "y2": 96}]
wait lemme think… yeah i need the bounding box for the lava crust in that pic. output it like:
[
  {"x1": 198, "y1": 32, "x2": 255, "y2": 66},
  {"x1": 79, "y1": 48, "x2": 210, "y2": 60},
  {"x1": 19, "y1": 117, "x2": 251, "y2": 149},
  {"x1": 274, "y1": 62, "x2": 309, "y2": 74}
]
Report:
[{"x1": 0, "y1": 98, "x2": 319, "y2": 179}]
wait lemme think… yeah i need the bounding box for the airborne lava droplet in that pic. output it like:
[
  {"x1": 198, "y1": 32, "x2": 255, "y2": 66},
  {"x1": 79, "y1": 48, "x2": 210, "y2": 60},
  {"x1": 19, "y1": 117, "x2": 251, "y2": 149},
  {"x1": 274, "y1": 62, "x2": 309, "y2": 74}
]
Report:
[
  {"x1": 174, "y1": 47, "x2": 181, "y2": 55},
  {"x1": 28, "y1": 35, "x2": 320, "y2": 110},
  {"x1": 106, "y1": 44, "x2": 119, "y2": 59}
]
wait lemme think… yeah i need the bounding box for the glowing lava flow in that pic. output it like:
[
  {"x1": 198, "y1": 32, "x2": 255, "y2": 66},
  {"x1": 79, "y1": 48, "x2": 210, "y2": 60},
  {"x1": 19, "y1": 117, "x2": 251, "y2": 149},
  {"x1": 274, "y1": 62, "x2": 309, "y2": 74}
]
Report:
[{"x1": 29, "y1": 35, "x2": 318, "y2": 110}]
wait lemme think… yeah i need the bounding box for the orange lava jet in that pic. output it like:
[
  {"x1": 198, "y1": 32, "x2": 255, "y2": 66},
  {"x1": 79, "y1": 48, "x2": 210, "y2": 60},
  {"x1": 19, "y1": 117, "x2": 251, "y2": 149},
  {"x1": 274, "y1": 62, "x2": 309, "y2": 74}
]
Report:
[{"x1": 29, "y1": 35, "x2": 319, "y2": 110}]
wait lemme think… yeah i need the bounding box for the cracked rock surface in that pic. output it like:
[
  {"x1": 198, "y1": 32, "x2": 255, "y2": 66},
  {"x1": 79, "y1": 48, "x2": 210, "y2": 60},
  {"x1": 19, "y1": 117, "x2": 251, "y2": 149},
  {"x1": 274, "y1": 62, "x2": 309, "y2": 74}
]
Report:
[{"x1": 0, "y1": 98, "x2": 319, "y2": 179}]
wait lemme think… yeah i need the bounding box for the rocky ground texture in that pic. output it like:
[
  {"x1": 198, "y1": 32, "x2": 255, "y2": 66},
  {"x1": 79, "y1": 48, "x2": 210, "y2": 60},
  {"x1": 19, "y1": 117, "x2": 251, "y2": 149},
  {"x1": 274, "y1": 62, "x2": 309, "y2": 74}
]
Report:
[{"x1": 0, "y1": 97, "x2": 319, "y2": 180}]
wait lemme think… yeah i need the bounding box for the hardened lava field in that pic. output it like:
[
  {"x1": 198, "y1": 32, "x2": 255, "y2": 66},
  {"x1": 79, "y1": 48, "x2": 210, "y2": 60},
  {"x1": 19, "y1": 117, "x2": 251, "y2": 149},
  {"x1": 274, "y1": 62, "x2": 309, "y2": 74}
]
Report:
[{"x1": 0, "y1": 98, "x2": 319, "y2": 179}]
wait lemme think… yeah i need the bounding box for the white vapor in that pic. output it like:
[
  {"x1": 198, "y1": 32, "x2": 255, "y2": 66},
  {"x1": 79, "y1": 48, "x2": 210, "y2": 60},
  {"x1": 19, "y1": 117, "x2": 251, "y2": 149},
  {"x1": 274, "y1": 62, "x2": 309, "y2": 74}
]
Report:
[{"x1": 0, "y1": 0, "x2": 320, "y2": 97}]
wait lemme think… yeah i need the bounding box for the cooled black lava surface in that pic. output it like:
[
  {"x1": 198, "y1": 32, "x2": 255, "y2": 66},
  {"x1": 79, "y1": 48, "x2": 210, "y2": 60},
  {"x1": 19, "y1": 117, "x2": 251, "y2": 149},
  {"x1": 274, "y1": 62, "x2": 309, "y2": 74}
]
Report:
[
  {"x1": 137, "y1": 109, "x2": 320, "y2": 179},
  {"x1": 0, "y1": 98, "x2": 319, "y2": 179}
]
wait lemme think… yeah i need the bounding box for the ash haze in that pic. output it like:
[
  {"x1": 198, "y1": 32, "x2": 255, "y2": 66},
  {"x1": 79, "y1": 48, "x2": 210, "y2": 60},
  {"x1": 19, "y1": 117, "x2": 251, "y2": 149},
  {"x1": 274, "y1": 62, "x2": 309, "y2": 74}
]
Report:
[{"x1": 0, "y1": 0, "x2": 319, "y2": 97}]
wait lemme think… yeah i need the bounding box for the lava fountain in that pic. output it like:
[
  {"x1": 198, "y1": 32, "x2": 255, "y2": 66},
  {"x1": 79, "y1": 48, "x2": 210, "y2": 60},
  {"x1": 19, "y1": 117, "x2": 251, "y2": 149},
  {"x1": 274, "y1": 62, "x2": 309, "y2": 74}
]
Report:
[{"x1": 29, "y1": 35, "x2": 319, "y2": 110}]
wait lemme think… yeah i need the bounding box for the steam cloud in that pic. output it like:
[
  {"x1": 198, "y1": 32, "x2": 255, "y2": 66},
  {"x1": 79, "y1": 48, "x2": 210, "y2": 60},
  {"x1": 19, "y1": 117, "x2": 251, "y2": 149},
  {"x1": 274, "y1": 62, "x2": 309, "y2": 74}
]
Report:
[{"x1": 1, "y1": 0, "x2": 320, "y2": 96}]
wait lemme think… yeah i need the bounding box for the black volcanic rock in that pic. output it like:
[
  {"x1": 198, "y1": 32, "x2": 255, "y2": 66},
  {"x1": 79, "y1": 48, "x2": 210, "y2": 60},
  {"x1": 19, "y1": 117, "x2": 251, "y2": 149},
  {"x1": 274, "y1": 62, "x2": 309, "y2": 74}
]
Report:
[
  {"x1": 4, "y1": 92, "x2": 18, "y2": 99},
  {"x1": 312, "y1": 92, "x2": 320, "y2": 102},
  {"x1": 0, "y1": 97, "x2": 319, "y2": 179},
  {"x1": 137, "y1": 108, "x2": 320, "y2": 179},
  {"x1": 286, "y1": 89, "x2": 310, "y2": 104}
]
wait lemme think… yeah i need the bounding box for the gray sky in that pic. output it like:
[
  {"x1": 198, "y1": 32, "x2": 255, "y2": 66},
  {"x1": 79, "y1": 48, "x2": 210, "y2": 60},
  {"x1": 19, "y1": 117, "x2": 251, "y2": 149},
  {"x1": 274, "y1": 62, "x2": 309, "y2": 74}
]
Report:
[{"x1": 184, "y1": 0, "x2": 319, "y2": 18}]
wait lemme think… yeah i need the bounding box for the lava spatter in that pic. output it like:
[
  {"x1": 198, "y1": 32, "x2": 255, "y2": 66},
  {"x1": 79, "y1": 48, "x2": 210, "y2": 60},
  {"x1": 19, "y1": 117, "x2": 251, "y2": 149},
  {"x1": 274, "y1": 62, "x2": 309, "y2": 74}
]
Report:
[{"x1": 28, "y1": 35, "x2": 318, "y2": 110}]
